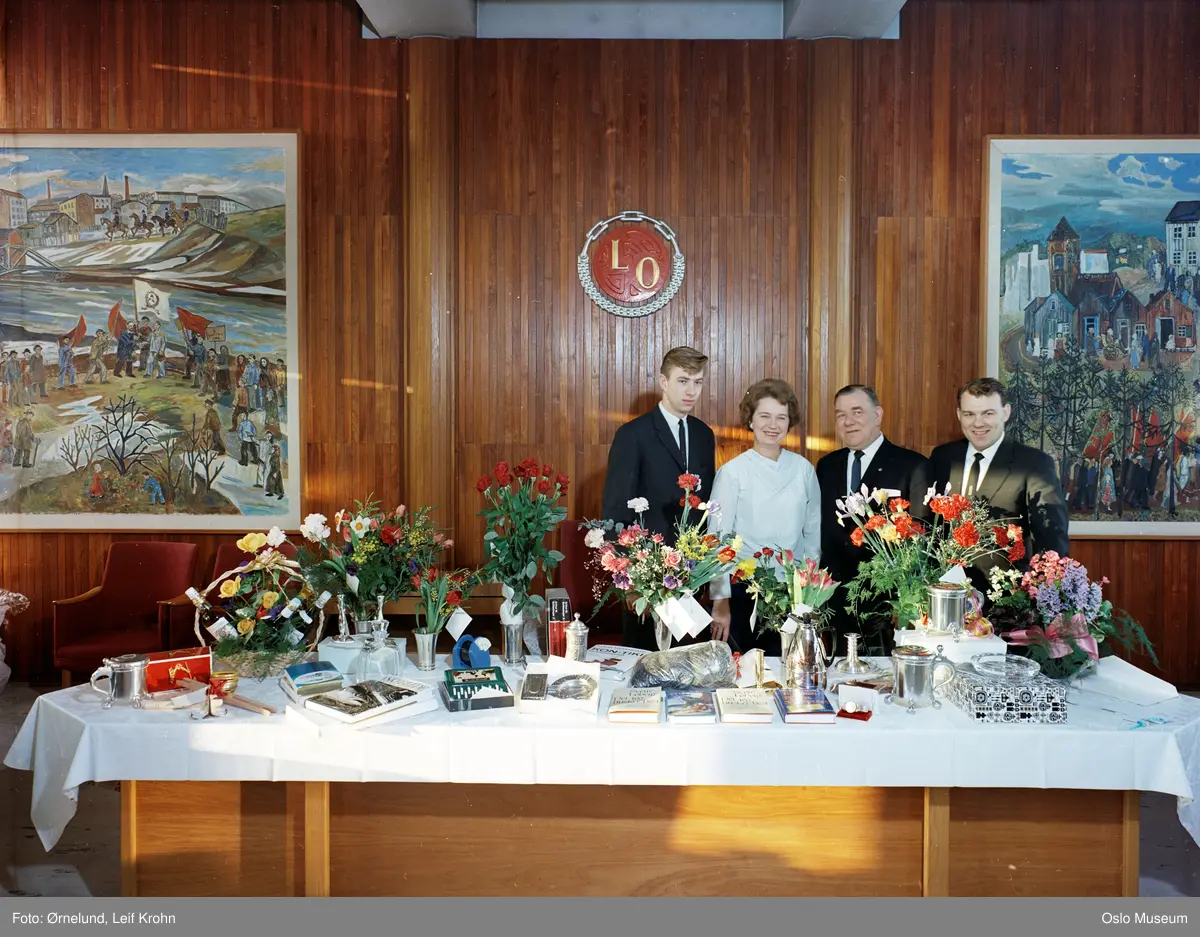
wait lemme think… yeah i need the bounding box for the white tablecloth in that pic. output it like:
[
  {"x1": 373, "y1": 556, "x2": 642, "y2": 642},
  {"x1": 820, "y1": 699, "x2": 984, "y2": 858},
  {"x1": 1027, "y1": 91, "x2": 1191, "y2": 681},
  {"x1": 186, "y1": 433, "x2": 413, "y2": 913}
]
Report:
[{"x1": 6, "y1": 657, "x2": 1200, "y2": 851}]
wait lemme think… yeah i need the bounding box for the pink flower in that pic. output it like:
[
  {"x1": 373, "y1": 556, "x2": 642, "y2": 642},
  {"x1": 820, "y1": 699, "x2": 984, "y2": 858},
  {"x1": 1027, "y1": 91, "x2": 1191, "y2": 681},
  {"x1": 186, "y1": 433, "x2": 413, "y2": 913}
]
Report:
[
  {"x1": 443, "y1": 539, "x2": 454, "y2": 548},
  {"x1": 651, "y1": 533, "x2": 664, "y2": 544},
  {"x1": 618, "y1": 525, "x2": 645, "y2": 547},
  {"x1": 395, "y1": 505, "x2": 406, "y2": 517}
]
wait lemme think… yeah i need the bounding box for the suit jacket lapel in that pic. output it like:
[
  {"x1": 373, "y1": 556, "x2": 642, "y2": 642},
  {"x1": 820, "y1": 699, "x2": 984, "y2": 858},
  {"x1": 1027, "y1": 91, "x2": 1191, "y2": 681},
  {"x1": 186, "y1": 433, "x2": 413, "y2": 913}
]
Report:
[
  {"x1": 976, "y1": 438, "x2": 1014, "y2": 504},
  {"x1": 652, "y1": 408, "x2": 686, "y2": 472},
  {"x1": 948, "y1": 441, "x2": 967, "y2": 496},
  {"x1": 861, "y1": 439, "x2": 892, "y2": 490}
]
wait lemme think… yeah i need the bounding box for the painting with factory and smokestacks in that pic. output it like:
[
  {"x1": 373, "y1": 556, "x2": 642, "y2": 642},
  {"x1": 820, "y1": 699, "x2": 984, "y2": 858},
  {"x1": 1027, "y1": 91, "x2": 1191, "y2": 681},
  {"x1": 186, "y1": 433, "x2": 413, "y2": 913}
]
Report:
[
  {"x1": 986, "y1": 137, "x2": 1200, "y2": 535},
  {"x1": 0, "y1": 133, "x2": 299, "y2": 530}
]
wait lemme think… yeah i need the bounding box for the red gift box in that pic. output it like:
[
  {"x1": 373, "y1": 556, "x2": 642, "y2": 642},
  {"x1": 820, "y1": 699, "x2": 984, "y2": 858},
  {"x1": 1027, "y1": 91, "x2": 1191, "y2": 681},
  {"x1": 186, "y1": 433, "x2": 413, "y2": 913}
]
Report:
[{"x1": 146, "y1": 646, "x2": 212, "y2": 692}]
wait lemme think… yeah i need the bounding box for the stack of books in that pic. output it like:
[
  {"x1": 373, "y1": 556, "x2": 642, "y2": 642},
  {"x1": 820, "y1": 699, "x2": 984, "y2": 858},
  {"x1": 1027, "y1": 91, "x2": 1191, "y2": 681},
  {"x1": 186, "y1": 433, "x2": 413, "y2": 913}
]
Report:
[
  {"x1": 279, "y1": 660, "x2": 343, "y2": 705},
  {"x1": 299, "y1": 677, "x2": 438, "y2": 728}
]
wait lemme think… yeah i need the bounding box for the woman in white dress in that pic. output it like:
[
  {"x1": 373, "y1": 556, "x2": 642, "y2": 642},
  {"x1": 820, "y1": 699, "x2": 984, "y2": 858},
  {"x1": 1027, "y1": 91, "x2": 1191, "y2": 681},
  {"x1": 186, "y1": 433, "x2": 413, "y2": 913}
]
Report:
[{"x1": 709, "y1": 379, "x2": 821, "y2": 655}]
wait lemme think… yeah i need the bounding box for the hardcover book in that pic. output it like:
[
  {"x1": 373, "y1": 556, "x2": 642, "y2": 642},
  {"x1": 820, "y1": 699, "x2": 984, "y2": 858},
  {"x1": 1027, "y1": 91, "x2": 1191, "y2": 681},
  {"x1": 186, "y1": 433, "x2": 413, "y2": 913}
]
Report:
[
  {"x1": 607, "y1": 687, "x2": 664, "y2": 723},
  {"x1": 774, "y1": 688, "x2": 836, "y2": 724},
  {"x1": 304, "y1": 677, "x2": 434, "y2": 725},
  {"x1": 715, "y1": 687, "x2": 776, "y2": 724},
  {"x1": 281, "y1": 660, "x2": 343, "y2": 699},
  {"x1": 665, "y1": 688, "x2": 717, "y2": 723}
]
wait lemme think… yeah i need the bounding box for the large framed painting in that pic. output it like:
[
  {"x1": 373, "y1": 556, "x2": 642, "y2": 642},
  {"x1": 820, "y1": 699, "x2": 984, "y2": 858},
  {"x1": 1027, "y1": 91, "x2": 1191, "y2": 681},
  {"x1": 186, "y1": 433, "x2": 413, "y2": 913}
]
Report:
[
  {"x1": 0, "y1": 132, "x2": 299, "y2": 530},
  {"x1": 985, "y1": 136, "x2": 1200, "y2": 537}
]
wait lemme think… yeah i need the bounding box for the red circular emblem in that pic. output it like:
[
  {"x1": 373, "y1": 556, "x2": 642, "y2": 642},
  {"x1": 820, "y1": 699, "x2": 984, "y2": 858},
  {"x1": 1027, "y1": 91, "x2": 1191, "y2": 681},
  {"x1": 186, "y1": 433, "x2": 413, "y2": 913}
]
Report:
[{"x1": 589, "y1": 224, "x2": 672, "y2": 306}]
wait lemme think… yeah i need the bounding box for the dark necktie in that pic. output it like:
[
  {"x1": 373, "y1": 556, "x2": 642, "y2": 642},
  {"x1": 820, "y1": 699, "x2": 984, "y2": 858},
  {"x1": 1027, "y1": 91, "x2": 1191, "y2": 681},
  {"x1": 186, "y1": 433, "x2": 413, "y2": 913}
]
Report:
[
  {"x1": 677, "y1": 418, "x2": 687, "y2": 470},
  {"x1": 850, "y1": 449, "x2": 863, "y2": 493},
  {"x1": 966, "y1": 452, "x2": 984, "y2": 497}
]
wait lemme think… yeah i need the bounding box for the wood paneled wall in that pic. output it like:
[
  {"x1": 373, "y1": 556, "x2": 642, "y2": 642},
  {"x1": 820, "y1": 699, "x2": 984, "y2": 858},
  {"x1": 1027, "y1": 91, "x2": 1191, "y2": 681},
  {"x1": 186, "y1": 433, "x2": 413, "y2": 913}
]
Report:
[
  {"x1": 3, "y1": 0, "x2": 1198, "y2": 685},
  {"x1": 0, "y1": 0, "x2": 403, "y2": 680}
]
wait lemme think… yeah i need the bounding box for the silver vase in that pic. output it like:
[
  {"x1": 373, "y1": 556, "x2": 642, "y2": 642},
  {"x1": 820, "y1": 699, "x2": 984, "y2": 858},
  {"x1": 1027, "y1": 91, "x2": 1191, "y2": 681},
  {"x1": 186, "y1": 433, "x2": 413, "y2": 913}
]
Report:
[
  {"x1": 331, "y1": 593, "x2": 356, "y2": 644},
  {"x1": 414, "y1": 630, "x2": 438, "y2": 671}
]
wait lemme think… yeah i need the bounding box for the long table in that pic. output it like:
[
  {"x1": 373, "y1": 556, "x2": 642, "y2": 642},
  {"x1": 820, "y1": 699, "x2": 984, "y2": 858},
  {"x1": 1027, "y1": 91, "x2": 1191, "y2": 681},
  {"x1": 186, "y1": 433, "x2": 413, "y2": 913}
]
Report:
[{"x1": 6, "y1": 658, "x2": 1199, "y2": 897}]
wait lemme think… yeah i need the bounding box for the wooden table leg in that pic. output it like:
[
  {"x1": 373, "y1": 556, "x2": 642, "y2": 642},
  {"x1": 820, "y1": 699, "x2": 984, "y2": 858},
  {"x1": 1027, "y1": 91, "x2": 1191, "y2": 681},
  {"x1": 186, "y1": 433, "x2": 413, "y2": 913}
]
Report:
[
  {"x1": 304, "y1": 781, "x2": 331, "y2": 897},
  {"x1": 1122, "y1": 790, "x2": 1140, "y2": 897},
  {"x1": 923, "y1": 787, "x2": 950, "y2": 897},
  {"x1": 121, "y1": 780, "x2": 138, "y2": 897}
]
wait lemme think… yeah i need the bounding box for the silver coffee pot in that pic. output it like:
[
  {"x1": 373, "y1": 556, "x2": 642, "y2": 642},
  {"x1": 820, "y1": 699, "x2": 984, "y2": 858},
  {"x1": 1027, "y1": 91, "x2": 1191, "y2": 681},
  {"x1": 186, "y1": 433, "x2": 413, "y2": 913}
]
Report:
[
  {"x1": 89, "y1": 653, "x2": 150, "y2": 709},
  {"x1": 782, "y1": 612, "x2": 834, "y2": 689}
]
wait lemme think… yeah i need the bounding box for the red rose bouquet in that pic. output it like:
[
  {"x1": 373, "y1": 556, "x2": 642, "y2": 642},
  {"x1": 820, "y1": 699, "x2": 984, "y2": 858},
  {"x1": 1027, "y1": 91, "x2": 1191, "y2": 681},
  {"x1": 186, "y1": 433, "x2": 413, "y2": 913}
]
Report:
[{"x1": 476, "y1": 458, "x2": 569, "y2": 618}]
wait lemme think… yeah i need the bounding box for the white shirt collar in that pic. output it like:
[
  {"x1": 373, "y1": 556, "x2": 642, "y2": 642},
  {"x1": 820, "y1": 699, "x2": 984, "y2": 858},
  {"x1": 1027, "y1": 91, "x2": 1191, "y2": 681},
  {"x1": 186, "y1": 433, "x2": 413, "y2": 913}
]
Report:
[
  {"x1": 970, "y1": 432, "x2": 1005, "y2": 462},
  {"x1": 658, "y1": 401, "x2": 687, "y2": 429},
  {"x1": 856, "y1": 432, "x2": 885, "y2": 460}
]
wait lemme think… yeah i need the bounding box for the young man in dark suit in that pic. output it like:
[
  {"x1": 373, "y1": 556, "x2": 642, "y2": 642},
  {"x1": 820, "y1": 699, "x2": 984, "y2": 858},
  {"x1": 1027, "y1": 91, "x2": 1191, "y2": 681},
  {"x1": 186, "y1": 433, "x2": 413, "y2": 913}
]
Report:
[
  {"x1": 601, "y1": 346, "x2": 716, "y2": 649},
  {"x1": 816, "y1": 384, "x2": 931, "y2": 652},
  {"x1": 930, "y1": 377, "x2": 1069, "y2": 586}
]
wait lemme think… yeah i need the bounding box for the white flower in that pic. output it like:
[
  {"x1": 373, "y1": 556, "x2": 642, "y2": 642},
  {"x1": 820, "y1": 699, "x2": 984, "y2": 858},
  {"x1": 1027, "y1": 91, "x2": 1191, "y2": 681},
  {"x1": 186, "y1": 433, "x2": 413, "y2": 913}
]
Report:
[
  {"x1": 300, "y1": 513, "x2": 330, "y2": 542},
  {"x1": 584, "y1": 527, "x2": 607, "y2": 549},
  {"x1": 844, "y1": 492, "x2": 868, "y2": 516},
  {"x1": 870, "y1": 488, "x2": 889, "y2": 505},
  {"x1": 702, "y1": 500, "x2": 722, "y2": 522},
  {"x1": 627, "y1": 497, "x2": 650, "y2": 514},
  {"x1": 923, "y1": 485, "x2": 939, "y2": 505},
  {"x1": 345, "y1": 574, "x2": 360, "y2": 595},
  {"x1": 266, "y1": 526, "x2": 287, "y2": 548},
  {"x1": 350, "y1": 515, "x2": 370, "y2": 537}
]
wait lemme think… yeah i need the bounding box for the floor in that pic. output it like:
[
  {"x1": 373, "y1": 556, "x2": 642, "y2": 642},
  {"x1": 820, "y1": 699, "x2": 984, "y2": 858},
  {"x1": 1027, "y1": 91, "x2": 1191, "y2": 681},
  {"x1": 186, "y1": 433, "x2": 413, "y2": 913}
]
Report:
[{"x1": 2, "y1": 681, "x2": 1198, "y2": 897}]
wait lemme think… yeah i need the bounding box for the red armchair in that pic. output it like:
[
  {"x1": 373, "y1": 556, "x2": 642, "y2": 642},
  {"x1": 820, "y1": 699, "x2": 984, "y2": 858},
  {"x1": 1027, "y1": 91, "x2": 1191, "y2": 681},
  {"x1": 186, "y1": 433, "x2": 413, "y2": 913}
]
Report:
[
  {"x1": 54, "y1": 541, "x2": 199, "y2": 686},
  {"x1": 159, "y1": 540, "x2": 297, "y2": 650},
  {"x1": 556, "y1": 519, "x2": 623, "y2": 644}
]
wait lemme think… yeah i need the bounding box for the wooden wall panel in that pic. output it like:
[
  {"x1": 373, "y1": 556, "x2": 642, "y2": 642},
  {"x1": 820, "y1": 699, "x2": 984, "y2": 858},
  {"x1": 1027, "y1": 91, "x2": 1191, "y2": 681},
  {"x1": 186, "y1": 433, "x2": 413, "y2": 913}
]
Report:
[
  {"x1": 453, "y1": 40, "x2": 813, "y2": 559},
  {"x1": 0, "y1": 0, "x2": 402, "y2": 680},
  {"x1": 856, "y1": 0, "x2": 1200, "y2": 685}
]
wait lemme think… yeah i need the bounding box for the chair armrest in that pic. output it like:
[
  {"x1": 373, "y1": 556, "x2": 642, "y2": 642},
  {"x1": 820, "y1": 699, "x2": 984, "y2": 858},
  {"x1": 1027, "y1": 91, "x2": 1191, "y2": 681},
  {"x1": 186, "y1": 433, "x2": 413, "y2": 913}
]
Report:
[
  {"x1": 53, "y1": 585, "x2": 103, "y2": 607},
  {"x1": 53, "y1": 585, "x2": 104, "y2": 649}
]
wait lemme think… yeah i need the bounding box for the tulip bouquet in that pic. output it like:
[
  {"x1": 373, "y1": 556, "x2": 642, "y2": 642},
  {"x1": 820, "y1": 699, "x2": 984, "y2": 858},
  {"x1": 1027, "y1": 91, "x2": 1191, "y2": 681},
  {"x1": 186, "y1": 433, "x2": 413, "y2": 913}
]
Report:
[
  {"x1": 196, "y1": 529, "x2": 326, "y2": 677},
  {"x1": 583, "y1": 475, "x2": 740, "y2": 644},
  {"x1": 839, "y1": 485, "x2": 1023, "y2": 629},
  {"x1": 412, "y1": 567, "x2": 481, "y2": 635},
  {"x1": 731, "y1": 548, "x2": 839, "y2": 633},
  {"x1": 296, "y1": 499, "x2": 450, "y2": 619},
  {"x1": 987, "y1": 552, "x2": 1156, "y2": 679}
]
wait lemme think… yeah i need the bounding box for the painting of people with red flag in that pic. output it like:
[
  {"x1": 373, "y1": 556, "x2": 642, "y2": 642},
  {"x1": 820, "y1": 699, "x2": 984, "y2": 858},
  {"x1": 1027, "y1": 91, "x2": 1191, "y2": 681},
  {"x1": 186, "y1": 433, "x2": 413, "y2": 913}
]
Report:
[
  {"x1": 0, "y1": 132, "x2": 299, "y2": 530},
  {"x1": 988, "y1": 136, "x2": 1200, "y2": 534}
]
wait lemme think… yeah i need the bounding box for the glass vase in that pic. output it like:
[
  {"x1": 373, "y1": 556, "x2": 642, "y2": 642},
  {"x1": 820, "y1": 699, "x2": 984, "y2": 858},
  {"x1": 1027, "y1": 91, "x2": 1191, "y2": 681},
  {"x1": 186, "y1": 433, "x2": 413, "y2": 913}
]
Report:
[
  {"x1": 414, "y1": 630, "x2": 439, "y2": 671},
  {"x1": 651, "y1": 609, "x2": 672, "y2": 652}
]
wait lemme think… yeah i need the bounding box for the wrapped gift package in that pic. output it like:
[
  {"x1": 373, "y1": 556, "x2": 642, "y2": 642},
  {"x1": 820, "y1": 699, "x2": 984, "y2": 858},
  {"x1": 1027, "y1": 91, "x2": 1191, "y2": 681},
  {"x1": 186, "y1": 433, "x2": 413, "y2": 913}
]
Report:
[
  {"x1": 893, "y1": 628, "x2": 1008, "y2": 665},
  {"x1": 948, "y1": 664, "x2": 1068, "y2": 724},
  {"x1": 145, "y1": 647, "x2": 212, "y2": 692}
]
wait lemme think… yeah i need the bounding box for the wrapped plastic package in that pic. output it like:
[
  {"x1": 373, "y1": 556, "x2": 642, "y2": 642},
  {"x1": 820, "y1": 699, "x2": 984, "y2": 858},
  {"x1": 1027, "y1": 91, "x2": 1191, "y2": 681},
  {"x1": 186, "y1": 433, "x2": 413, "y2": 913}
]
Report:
[{"x1": 628, "y1": 641, "x2": 737, "y2": 690}]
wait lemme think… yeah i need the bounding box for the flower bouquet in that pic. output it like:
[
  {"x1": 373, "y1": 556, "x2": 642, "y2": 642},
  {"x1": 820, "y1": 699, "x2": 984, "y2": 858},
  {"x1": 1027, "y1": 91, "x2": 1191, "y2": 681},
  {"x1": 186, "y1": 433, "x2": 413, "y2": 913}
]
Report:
[
  {"x1": 410, "y1": 566, "x2": 481, "y2": 670},
  {"x1": 476, "y1": 458, "x2": 569, "y2": 641},
  {"x1": 191, "y1": 529, "x2": 328, "y2": 679},
  {"x1": 296, "y1": 499, "x2": 450, "y2": 629},
  {"x1": 987, "y1": 552, "x2": 1157, "y2": 679},
  {"x1": 839, "y1": 486, "x2": 1024, "y2": 635},
  {"x1": 731, "y1": 548, "x2": 839, "y2": 634},
  {"x1": 583, "y1": 475, "x2": 740, "y2": 649}
]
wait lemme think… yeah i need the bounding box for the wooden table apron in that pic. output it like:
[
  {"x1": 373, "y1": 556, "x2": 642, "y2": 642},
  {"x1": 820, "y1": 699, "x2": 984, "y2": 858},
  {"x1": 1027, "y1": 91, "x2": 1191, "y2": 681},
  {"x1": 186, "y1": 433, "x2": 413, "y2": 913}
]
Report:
[{"x1": 119, "y1": 781, "x2": 1140, "y2": 897}]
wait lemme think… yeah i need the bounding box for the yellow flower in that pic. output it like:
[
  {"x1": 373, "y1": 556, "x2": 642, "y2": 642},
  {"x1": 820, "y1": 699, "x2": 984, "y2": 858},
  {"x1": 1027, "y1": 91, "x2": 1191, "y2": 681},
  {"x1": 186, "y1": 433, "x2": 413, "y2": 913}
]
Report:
[
  {"x1": 879, "y1": 523, "x2": 900, "y2": 543},
  {"x1": 219, "y1": 576, "x2": 242, "y2": 599},
  {"x1": 236, "y1": 618, "x2": 255, "y2": 635},
  {"x1": 237, "y1": 532, "x2": 268, "y2": 554},
  {"x1": 729, "y1": 536, "x2": 744, "y2": 553},
  {"x1": 675, "y1": 530, "x2": 706, "y2": 561},
  {"x1": 736, "y1": 558, "x2": 757, "y2": 578},
  {"x1": 260, "y1": 591, "x2": 280, "y2": 609}
]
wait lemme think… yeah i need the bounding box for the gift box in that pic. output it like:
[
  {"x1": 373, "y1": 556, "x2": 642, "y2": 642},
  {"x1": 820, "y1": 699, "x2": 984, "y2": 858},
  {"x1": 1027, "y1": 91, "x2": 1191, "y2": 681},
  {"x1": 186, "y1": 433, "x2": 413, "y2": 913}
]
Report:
[
  {"x1": 146, "y1": 646, "x2": 213, "y2": 692},
  {"x1": 948, "y1": 664, "x2": 1067, "y2": 724}
]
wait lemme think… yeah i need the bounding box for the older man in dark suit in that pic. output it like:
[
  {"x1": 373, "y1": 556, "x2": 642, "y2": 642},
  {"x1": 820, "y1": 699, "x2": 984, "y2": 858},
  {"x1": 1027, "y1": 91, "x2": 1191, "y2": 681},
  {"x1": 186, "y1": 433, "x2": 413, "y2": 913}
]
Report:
[
  {"x1": 930, "y1": 377, "x2": 1069, "y2": 587},
  {"x1": 601, "y1": 346, "x2": 717, "y2": 649},
  {"x1": 816, "y1": 384, "x2": 931, "y2": 652}
]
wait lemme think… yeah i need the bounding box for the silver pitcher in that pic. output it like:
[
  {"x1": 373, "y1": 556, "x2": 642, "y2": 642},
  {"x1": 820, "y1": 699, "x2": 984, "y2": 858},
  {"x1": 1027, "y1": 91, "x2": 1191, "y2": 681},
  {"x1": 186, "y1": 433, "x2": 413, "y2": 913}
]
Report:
[
  {"x1": 782, "y1": 612, "x2": 834, "y2": 689},
  {"x1": 89, "y1": 653, "x2": 150, "y2": 709},
  {"x1": 927, "y1": 582, "x2": 968, "y2": 635}
]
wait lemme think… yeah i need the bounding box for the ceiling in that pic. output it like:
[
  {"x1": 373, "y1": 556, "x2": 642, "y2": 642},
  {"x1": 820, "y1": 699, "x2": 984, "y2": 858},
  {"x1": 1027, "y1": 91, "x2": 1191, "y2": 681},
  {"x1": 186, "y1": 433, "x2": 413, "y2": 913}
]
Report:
[{"x1": 355, "y1": 1, "x2": 908, "y2": 40}]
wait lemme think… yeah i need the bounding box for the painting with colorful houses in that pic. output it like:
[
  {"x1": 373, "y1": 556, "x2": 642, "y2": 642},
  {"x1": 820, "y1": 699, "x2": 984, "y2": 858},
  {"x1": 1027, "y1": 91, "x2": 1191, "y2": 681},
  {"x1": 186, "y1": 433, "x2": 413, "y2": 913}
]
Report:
[{"x1": 987, "y1": 138, "x2": 1200, "y2": 534}]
